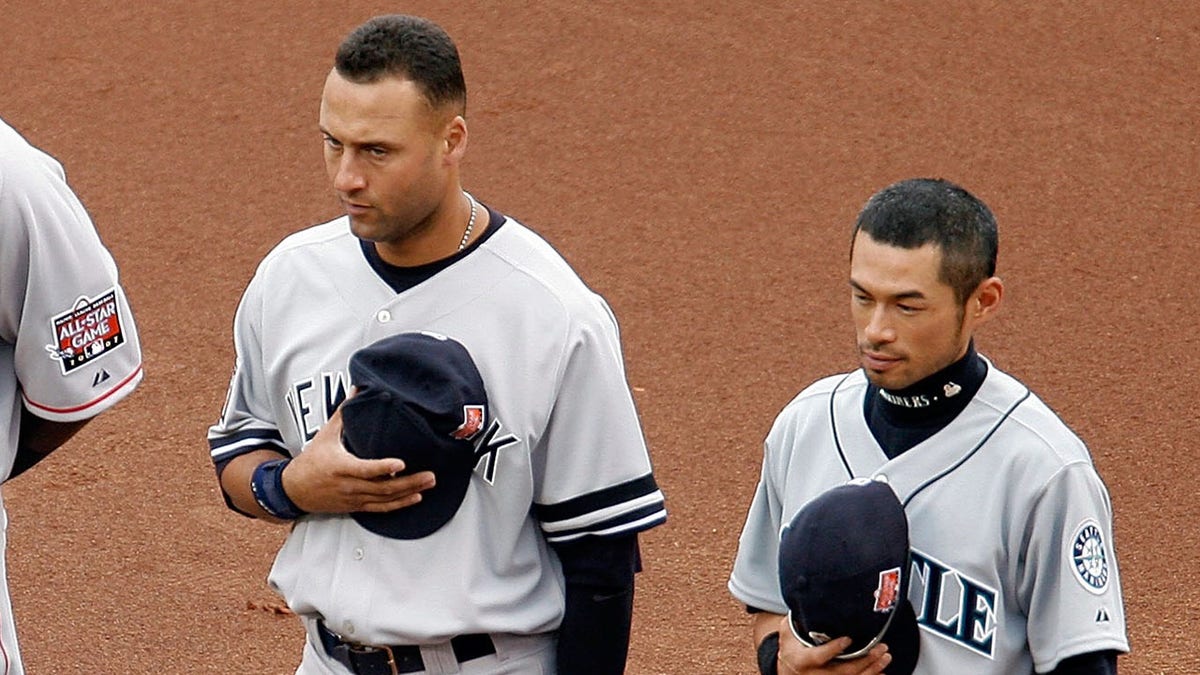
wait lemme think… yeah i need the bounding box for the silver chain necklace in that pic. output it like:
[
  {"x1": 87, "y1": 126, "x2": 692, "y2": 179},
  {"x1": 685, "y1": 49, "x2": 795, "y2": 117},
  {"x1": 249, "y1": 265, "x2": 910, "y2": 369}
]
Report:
[{"x1": 458, "y1": 192, "x2": 477, "y2": 251}]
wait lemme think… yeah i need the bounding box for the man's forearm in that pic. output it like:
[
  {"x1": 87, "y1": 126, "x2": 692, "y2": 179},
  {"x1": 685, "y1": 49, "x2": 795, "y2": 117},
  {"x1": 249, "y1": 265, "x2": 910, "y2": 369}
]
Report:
[
  {"x1": 217, "y1": 449, "x2": 293, "y2": 520},
  {"x1": 556, "y1": 580, "x2": 635, "y2": 674},
  {"x1": 554, "y1": 534, "x2": 641, "y2": 674}
]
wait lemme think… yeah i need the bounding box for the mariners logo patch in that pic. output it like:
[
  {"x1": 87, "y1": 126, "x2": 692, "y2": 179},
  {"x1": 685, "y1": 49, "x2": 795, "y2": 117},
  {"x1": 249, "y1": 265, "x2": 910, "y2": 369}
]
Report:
[
  {"x1": 873, "y1": 567, "x2": 901, "y2": 612},
  {"x1": 45, "y1": 290, "x2": 126, "y2": 374},
  {"x1": 1070, "y1": 520, "x2": 1110, "y2": 594}
]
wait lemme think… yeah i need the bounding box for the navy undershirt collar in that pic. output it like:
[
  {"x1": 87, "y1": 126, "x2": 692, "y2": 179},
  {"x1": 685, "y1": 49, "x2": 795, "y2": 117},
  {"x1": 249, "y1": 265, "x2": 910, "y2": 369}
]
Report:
[
  {"x1": 864, "y1": 341, "x2": 988, "y2": 459},
  {"x1": 360, "y1": 203, "x2": 506, "y2": 294}
]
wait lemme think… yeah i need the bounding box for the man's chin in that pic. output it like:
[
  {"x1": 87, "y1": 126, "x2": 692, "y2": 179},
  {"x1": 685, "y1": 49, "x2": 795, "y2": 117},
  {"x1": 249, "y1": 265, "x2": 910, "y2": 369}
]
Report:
[
  {"x1": 861, "y1": 366, "x2": 909, "y2": 391},
  {"x1": 346, "y1": 217, "x2": 381, "y2": 240}
]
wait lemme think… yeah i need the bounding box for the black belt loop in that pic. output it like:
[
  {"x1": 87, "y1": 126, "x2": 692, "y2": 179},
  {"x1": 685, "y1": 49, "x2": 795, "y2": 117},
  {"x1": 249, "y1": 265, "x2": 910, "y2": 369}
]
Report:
[
  {"x1": 317, "y1": 620, "x2": 496, "y2": 675},
  {"x1": 450, "y1": 633, "x2": 495, "y2": 664}
]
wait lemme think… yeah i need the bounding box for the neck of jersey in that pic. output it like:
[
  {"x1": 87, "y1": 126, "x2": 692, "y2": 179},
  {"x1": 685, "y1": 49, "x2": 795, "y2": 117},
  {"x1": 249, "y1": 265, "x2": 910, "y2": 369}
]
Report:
[
  {"x1": 360, "y1": 203, "x2": 502, "y2": 294},
  {"x1": 863, "y1": 340, "x2": 988, "y2": 459}
]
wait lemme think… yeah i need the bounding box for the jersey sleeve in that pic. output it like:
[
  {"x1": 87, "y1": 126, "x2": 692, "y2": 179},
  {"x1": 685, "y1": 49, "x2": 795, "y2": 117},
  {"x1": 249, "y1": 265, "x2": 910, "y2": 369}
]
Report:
[
  {"x1": 1020, "y1": 461, "x2": 1129, "y2": 672},
  {"x1": 728, "y1": 439, "x2": 789, "y2": 614},
  {"x1": 530, "y1": 301, "x2": 665, "y2": 544},
  {"x1": 206, "y1": 270, "x2": 287, "y2": 464},
  {"x1": 0, "y1": 145, "x2": 143, "y2": 422}
]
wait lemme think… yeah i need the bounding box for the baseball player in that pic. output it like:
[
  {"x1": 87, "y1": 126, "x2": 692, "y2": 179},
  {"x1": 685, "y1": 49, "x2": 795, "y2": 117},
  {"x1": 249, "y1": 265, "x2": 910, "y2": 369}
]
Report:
[
  {"x1": 0, "y1": 116, "x2": 144, "y2": 673},
  {"x1": 729, "y1": 178, "x2": 1128, "y2": 674},
  {"x1": 206, "y1": 15, "x2": 666, "y2": 675}
]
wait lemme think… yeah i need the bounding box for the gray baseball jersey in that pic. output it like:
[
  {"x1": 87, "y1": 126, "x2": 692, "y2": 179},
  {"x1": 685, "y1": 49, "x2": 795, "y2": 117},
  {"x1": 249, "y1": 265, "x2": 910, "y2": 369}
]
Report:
[
  {"x1": 729, "y1": 359, "x2": 1128, "y2": 673},
  {"x1": 0, "y1": 118, "x2": 143, "y2": 673},
  {"x1": 208, "y1": 210, "x2": 666, "y2": 646}
]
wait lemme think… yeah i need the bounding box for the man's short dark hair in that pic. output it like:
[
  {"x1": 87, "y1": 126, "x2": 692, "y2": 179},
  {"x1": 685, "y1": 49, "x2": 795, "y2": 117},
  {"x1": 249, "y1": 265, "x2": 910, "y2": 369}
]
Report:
[
  {"x1": 852, "y1": 178, "x2": 999, "y2": 305},
  {"x1": 335, "y1": 15, "x2": 467, "y2": 114}
]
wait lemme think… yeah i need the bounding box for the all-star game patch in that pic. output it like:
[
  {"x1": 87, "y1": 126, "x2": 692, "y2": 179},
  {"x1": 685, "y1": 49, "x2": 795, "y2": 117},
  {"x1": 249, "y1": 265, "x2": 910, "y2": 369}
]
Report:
[
  {"x1": 1070, "y1": 519, "x2": 1110, "y2": 594},
  {"x1": 45, "y1": 289, "x2": 126, "y2": 375}
]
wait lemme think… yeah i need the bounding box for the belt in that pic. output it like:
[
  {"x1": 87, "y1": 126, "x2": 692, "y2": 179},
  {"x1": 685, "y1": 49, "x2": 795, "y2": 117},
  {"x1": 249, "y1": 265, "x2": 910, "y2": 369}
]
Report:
[{"x1": 317, "y1": 620, "x2": 496, "y2": 675}]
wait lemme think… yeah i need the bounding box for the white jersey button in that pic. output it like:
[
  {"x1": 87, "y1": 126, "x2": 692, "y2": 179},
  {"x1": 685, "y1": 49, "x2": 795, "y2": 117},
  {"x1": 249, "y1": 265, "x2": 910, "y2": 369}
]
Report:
[
  {"x1": 343, "y1": 621, "x2": 356, "y2": 635},
  {"x1": 353, "y1": 547, "x2": 364, "y2": 560},
  {"x1": 377, "y1": 310, "x2": 392, "y2": 323}
]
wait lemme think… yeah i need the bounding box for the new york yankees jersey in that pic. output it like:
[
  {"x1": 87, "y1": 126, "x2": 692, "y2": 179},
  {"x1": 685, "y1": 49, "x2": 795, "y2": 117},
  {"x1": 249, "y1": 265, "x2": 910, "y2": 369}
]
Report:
[
  {"x1": 729, "y1": 359, "x2": 1128, "y2": 673},
  {"x1": 208, "y1": 209, "x2": 666, "y2": 645}
]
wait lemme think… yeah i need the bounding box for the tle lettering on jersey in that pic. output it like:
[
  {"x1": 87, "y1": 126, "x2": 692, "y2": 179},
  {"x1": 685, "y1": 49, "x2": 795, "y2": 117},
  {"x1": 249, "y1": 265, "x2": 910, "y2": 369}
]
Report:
[{"x1": 910, "y1": 549, "x2": 998, "y2": 658}]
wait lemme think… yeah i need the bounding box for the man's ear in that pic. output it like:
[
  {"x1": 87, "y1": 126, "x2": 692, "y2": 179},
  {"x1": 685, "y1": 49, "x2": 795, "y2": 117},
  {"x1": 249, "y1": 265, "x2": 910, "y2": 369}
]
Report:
[
  {"x1": 972, "y1": 276, "x2": 1004, "y2": 323},
  {"x1": 442, "y1": 115, "x2": 468, "y2": 161}
]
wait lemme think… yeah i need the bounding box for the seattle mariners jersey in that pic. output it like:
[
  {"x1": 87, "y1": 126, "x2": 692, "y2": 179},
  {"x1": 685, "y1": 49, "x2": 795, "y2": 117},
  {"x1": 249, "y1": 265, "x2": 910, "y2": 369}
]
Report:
[
  {"x1": 729, "y1": 359, "x2": 1128, "y2": 673},
  {"x1": 0, "y1": 118, "x2": 143, "y2": 674},
  {"x1": 208, "y1": 208, "x2": 666, "y2": 645}
]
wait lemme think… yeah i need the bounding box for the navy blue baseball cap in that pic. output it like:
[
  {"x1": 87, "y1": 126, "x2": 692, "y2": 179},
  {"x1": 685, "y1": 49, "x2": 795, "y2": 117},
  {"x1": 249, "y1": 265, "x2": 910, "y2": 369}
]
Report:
[
  {"x1": 340, "y1": 331, "x2": 488, "y2": 540},
  {"x1": 778, "y1": 479, "x2": 919, "y2": 674}
]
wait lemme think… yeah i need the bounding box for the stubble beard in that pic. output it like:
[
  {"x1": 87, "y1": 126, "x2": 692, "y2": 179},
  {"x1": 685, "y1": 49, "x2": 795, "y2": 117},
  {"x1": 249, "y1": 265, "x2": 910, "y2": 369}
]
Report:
[
  {"x1": 348, "y1": 207, "x2": 436, "y2": 247},
  {"x1": 859, "y1": 305, "x2": 971, "y2": 391}
]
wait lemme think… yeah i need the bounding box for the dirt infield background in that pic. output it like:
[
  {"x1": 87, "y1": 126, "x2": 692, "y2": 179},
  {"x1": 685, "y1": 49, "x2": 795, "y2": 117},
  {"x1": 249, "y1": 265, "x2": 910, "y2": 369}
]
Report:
[{"x1": 1, "y1": 2, "x2": 1196, "y2": 673}]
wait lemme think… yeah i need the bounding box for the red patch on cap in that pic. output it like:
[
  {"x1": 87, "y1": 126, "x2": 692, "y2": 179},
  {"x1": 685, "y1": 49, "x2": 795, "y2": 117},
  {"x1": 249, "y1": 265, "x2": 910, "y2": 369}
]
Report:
[
  {"x1": 874, "y1": 567, "x2": 901, "y2": 613},
  {"x1": 452, "y1": 405, "x2": 485, "y2": 440}
]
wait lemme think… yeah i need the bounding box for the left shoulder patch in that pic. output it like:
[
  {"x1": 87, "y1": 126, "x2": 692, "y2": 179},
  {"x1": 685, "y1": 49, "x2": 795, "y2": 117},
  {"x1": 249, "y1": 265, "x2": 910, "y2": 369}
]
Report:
[
  {"x1": 1070, "y1": 519, "x2": 1110, "y2": 594},
  {"x1": 45, "y1": 289, "x2": 127, "y2": 374}
]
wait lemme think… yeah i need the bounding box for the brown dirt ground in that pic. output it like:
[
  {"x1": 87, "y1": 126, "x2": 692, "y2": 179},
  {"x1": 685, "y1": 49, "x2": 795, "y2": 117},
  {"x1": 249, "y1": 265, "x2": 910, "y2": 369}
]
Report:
[{"x1": 2, "y1": 2, "x2": 1197, "y2": 673}]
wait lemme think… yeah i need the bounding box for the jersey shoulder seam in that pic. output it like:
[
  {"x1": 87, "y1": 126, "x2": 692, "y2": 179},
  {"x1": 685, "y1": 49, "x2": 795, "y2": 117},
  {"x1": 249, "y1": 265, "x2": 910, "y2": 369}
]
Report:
[
  {"x1": 258, "y1": 218, "x2": 355, "y2": 267},
  {"x1": 477, "y1": 221, "x2": 603, "y2": 318}
]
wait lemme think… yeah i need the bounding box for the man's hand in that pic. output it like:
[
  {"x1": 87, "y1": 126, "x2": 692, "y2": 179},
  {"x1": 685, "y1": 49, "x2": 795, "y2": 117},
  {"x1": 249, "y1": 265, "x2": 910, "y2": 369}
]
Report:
[
  {"x1": 282, "y1": 402, "x2": 436, "y2": 514},
  {"x1": 754, "y1": 613, "x2": 892, "y2": 675}
]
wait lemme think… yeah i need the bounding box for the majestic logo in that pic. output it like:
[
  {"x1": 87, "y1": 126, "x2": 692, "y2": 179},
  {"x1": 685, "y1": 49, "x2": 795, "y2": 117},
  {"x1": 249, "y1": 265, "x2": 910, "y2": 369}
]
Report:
[
  {"x1": 45, "y1": 290, "x2": 126, "y2": 374},
  {"x1": 1070, "y1": 520, "x2": 1110, "y2": 593},
  {"x1": 453, "y1": 405, "x2": 486, "y2": 440},
  {"x1": 874, "y1": 567, "x2": 901, "y2": 612},
  {"x1": 92, "y1": 369, "x2": 112, "y2": 388},
  {"x1": 943, "y1": 382, "x2": 962, "y2": 398}
]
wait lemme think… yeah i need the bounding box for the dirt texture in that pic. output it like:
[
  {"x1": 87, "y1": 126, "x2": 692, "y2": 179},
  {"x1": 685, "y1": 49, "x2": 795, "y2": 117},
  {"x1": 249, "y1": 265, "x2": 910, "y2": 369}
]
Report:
[{"x1": 1, "y1": 2, "x2": 1196, "y2": 673}]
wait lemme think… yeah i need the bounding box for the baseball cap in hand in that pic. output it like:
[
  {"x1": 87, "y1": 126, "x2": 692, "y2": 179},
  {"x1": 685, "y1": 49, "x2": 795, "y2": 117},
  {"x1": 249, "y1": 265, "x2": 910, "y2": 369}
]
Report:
[
  {"x1": 778, "y1": 478, "x2": 919, "y2": 674},
  {"x1": 340, "y1": 331, "x2": 488, "y2": 540}
]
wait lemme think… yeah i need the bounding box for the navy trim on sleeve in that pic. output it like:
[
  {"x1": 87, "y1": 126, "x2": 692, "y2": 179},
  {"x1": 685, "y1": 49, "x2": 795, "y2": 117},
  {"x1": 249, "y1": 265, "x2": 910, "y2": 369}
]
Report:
[
  {"x1": 208, "y1": 427, "x2": 287, "y2": 463},
  {"x1": 535, "y1": 473, "x2": 666, "y2": 543},
  {"x1": 535, "y1": 473, "x2": 661, "y2": 523},
  {"x1": 542, "y1": 503, "x2": 666, "y2": 541}
]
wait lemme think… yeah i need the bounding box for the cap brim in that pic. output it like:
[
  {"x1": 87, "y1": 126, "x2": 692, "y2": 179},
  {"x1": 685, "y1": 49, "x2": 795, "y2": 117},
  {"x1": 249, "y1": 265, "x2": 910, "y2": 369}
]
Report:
[{"x1": 880, "y1": 599, "x2": 920, "y2": 675}]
